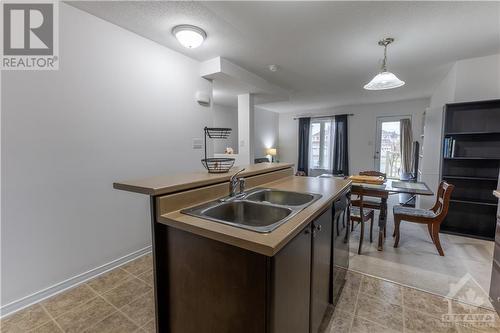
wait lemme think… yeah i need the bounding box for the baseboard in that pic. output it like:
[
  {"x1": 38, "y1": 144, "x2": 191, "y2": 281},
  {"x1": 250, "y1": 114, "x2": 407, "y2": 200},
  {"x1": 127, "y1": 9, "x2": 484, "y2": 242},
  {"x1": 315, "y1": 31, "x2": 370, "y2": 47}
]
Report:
[{"x1": 0, "y1": 246, "x2": 152, "y2": 318}]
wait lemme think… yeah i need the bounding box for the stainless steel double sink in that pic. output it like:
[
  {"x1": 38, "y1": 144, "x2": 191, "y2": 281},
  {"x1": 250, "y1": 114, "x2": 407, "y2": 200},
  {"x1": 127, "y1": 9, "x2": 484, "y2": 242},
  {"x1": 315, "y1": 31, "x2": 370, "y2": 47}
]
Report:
[{"x1": 181, "y1": 188, "x2": 322, "y2": 233}]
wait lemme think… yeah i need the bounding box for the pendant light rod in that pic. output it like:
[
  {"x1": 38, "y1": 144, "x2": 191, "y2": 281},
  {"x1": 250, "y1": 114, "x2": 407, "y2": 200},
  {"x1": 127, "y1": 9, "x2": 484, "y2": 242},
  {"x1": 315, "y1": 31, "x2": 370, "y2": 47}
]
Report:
[{"x1": 378, "y1": 37, "x2": 394, "y2": 72}]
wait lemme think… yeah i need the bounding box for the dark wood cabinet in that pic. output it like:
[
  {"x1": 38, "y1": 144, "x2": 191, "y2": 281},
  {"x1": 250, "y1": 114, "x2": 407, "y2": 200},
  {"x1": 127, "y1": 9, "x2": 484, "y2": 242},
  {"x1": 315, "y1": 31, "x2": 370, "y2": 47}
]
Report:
[
  {"x1": 490, "y1": 194, "x2": 500, "y2": 314},
  {"x1": 331, "y1": 191, "x2": 350, "y2": 305},
  {"x1": 270, "y1": 224, "x2": 312, "y2": 333},
  {"x1": 310, "y1": 207, "x2": 333, "y2": 333},
  {"x1": 155, "y1": 188, "x2": 350, "y2": 333}
]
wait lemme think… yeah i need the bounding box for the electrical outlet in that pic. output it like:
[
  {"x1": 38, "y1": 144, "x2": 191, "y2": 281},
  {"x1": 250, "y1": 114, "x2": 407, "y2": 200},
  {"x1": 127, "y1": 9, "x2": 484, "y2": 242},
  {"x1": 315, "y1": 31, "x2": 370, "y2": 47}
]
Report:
[{"x1": 192, "y1": 138, "x2": 203, "y2": 149}]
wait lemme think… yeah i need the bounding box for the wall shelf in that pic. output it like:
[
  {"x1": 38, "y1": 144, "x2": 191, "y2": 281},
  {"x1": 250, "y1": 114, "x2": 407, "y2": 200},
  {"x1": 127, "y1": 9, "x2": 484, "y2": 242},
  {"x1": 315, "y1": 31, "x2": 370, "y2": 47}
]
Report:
[
  {"x1": 443, "y1": 175, "x2": 498, "y2": 181},
  {"x1": 450, "y1": 199, "x2": 498, "y2": 206}
]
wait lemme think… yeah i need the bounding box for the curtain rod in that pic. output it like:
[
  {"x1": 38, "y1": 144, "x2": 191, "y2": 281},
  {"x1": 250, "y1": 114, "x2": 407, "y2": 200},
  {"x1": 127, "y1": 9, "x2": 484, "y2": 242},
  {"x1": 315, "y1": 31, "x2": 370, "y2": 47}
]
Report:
[{"x1": 293, "y1": 113, "x2": 354, "y2": 120}]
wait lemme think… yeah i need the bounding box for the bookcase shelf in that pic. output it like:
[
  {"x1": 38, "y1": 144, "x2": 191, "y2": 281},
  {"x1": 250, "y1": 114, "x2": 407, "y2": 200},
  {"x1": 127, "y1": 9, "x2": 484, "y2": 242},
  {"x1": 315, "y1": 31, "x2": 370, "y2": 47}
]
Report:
[{"x1": 440, "y1": 99, "x2": 500, "y2": 240}]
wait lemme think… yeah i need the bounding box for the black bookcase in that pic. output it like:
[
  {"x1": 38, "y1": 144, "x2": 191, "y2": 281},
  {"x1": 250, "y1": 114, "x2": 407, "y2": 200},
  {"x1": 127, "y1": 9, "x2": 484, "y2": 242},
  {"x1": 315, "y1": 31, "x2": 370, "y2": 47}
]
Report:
[{"x1": 441, "y1": 99, "x2": 500, "y2": 240}]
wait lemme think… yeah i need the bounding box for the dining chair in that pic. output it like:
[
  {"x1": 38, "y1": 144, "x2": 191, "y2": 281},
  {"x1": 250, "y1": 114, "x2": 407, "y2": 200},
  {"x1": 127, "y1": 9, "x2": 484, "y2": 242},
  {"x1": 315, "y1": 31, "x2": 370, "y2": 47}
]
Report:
[
  {"x1": 353, "y1": 170, "x2": 387, "y2": 235},
  {"x1": 392, "y1": 181, "x2": 455, "y2": 256},
  {"x1": 350, "y1": 189, "x2": 375, "y2": 254}
]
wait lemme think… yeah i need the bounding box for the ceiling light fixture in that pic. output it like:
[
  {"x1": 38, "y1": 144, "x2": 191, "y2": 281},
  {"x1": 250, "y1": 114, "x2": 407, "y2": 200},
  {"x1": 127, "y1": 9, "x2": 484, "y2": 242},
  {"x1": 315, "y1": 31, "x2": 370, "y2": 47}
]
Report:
[
  {"x1": 268, "y1": 64, "x2": 279, "y2": 72},
  {"x1": 364, "y1": 37, "x2": 405, "y2": 90},
  {"x1": 172, "y1": 25, "x2": 207, "y2": 49}
]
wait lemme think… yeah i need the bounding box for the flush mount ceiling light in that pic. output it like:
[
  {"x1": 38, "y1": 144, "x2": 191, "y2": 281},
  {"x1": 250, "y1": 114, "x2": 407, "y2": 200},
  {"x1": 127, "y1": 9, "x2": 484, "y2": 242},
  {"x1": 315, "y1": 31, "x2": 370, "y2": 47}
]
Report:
[
  {"x1": 364, "y1": 37, "x2": 405, "y2": 90},
  {"x1": 172, "y1": 25, "x2": 207, "y2": 49}
]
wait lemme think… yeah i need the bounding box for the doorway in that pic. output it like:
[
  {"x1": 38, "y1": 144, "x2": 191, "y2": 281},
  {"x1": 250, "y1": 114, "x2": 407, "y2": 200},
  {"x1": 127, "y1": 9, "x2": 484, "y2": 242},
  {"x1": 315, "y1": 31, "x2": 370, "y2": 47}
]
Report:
[{"x1": 374, "y1": 115, "x2": 411, "y2": 179}]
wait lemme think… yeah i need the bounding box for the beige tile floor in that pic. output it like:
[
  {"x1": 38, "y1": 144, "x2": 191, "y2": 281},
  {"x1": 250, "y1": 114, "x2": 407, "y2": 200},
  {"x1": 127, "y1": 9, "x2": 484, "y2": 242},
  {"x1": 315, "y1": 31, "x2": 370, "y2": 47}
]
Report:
[
  {"x1": 1, "y1": 254, "x2": 155, "y2": 333},
  {"x1": 324, "y1": 271, "x2": 500, "y2": 333},
  {"x1": 2, "y1": 253, "x2": 499, "y2": 332},
  {"x1": 349, "y1": 197, "x2": 495, "y2": 309}
]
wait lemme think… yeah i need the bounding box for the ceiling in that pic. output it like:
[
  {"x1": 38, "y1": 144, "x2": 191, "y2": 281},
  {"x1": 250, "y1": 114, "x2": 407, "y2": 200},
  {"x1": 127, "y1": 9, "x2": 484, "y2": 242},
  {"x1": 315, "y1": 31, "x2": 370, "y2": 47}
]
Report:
[{"x1": 69, "y1": 1, "x2": 500, "y2": 113}]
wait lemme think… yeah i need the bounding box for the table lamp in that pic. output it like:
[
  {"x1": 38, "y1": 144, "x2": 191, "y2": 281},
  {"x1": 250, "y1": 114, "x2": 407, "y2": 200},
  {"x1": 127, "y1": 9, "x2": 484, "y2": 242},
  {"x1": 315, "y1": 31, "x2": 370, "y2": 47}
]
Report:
[{"x1": 266, "y1": 148, "x2": 277, "y2": 162}]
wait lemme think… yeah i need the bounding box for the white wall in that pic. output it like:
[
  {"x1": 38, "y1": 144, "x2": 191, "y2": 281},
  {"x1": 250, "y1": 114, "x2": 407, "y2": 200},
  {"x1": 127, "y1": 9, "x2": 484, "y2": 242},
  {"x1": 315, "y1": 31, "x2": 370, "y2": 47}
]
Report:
[
  {"x1": 1, "y1": 3, "x2": 212, "y2": 310},
  {"x1": 279, "y1": 98, "x2": 430, "y2": 175},
  {"x1": 254, "y1": 107, "x2": 279, "y2": 159},
  {"x1": 213, "y1": 104, "x2": 238, "y2": 154},
  {"x1": 212, "y1": 105, "x2": 279, "y2": 161},
  {"x1": 420, "y1": 53, "x2": 500, "y2": 208}
]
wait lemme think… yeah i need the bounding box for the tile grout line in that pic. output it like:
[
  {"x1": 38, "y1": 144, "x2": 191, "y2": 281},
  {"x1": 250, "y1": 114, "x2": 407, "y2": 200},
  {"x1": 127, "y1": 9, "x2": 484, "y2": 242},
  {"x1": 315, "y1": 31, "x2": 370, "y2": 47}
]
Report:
[
  {"x1": 86, "y1": 283, "x2": 149, "y2": 331},
  {"x1": 40, "y1": 303, "x2": 65, "y2": 333},
  {"x1": 349, "y1": 274, "x2": 362, "y2": 332},
  {"x1": 348, "y1": 268, "x2": 495, "y2": 312},
  {"x1": 401, "y1": 284, "x2": 406, "y2": 333}
]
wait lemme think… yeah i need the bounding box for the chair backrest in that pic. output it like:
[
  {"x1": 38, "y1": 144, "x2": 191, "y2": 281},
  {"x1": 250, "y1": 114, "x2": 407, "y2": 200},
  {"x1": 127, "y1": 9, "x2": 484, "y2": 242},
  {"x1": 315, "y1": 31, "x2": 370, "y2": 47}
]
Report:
[
  {"x1": 351, "y1": 188, "x2": 366, "y2": 217},
  {"x1": 359, "y1": 170, "x2": 387, "y2": 180},
  {"x1": 254, "y1": 157, "x2": 270, "y2": 164},
  {"x1": 431, "y1": 181, "x2": 455, "y2": 221}
]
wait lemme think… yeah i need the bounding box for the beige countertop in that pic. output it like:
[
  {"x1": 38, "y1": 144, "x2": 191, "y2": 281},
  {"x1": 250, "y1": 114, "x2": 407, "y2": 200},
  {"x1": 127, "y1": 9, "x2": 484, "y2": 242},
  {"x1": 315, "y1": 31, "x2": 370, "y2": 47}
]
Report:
[
  {"x1": 160, "y1": 175, "x2": 351, "y2": 256},
  {"x1": 494, "y1": 190, "x2": 500, "y2": 199},
  {"x1": 113, "y1": 162, "x2": 294, "y2": 196}
]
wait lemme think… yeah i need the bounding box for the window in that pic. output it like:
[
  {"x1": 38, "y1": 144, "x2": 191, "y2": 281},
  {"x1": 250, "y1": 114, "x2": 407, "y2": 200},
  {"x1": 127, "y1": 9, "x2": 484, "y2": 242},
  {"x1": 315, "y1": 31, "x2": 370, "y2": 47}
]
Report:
[{"x1": 309, "y1": 118, "x2": 335, "y2": 175}]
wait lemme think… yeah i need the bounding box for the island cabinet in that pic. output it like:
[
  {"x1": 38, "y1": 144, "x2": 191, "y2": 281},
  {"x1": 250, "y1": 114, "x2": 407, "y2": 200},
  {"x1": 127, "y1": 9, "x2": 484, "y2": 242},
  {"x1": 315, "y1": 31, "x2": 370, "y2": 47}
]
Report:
[
  {"x1": 157, "y1": 205, "x2": 339, "y2": 333},
  {"x1": 113, "y1": 163, "x2": 352, "y2": 333}
]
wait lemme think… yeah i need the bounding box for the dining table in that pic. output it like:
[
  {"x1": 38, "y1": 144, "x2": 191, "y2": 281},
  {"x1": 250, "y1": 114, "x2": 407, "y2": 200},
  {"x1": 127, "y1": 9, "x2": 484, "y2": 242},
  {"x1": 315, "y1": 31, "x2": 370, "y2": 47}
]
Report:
[{"x1": 318, "y1": 174, "x2": 434, "y2": 251}]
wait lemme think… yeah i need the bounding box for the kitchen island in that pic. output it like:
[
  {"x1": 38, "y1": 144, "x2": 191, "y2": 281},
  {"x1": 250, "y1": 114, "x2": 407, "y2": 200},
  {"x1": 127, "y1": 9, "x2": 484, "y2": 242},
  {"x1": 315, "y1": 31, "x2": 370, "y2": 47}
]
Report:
[{"x1": 114, "y1": 163, "x2": 351, "y2": 333}]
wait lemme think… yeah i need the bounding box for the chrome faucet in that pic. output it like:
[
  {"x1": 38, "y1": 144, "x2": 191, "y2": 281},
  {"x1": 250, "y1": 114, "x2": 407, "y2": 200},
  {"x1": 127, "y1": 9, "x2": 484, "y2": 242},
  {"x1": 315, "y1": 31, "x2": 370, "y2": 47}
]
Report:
[{"x1": 229, "y1": 168, "x2": 246, "y2": 197}]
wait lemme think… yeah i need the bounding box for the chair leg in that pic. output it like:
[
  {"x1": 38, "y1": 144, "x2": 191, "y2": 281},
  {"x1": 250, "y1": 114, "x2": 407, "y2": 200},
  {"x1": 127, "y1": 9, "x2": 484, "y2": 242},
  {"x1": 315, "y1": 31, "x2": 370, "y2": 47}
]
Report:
[
  {"x1": 393, "y1": 217, "x2": 401, "y2": 248},
  {"x1": 432, "y1": 224, "x2": 445, "y2": 256},
  {"x1": 369, "y1": 214, "x2": 374, "y2": 243},
  {"x1": 351, "y1": 218, "x2": 354, "y2": 231},
  {"x1": 358, "y1": 220, "x2": 364, "y2": 254},
  {"x1": 427, "y1": 223, "x2": 435, "y2": 243}
]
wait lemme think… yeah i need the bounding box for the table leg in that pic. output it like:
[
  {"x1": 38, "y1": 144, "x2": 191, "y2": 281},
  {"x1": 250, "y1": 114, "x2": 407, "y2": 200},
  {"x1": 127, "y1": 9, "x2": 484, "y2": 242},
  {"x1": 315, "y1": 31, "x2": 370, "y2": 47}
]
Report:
[{"x1": 377, "y1": 197, "x2": 388, "y2": 251}]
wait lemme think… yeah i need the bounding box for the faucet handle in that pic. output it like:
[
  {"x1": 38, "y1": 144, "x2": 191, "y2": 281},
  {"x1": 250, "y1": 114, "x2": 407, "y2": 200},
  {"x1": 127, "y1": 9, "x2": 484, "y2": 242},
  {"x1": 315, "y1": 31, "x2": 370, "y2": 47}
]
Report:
[{"x1": 230, "y1": 168, "x2": 245, "y2": 181}]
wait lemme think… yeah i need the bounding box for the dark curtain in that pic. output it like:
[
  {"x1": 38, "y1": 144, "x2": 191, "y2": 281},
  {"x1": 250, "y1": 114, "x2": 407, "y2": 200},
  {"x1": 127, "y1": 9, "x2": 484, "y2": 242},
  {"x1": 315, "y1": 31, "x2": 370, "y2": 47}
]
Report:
[
  {"x1": 332, "y1": 115, "x2": 349, "y2": 176},
  {"x1": 297, "y1": 117, "x2": 310, "y2": 175}
]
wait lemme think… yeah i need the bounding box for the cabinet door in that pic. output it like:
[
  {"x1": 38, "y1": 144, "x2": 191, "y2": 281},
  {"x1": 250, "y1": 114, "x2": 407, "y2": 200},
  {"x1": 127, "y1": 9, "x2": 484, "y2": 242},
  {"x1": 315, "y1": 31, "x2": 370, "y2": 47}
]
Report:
[
  {"x1": 270, "y1": 224, "x2": 312, "y2": 333},
  {"x1": 331, "y1": 192, "x2": 350, "y2": 305},
  {"x1": 311, "y1": 207, "x2": 333, "y2": 333},
  {"x1": 490, "y1": 210, "x2": 500, "y2": 314}
]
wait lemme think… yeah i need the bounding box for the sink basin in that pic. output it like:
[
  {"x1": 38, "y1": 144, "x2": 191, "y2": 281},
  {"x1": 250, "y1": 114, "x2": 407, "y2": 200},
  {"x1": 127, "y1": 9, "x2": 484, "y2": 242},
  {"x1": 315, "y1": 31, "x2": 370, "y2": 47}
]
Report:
[
  {"x1": 181, "y1": 189, "x2": 321, "y2": 233},
  {"x1": 245, "y1": 188, "x2": 321, "y2": 207},
  {"x1": 182, "y1": 200, "x2": 294, "y2": 233},
  {"x1": 205, "y1": 201, "x2": 292, "y2": 225}
]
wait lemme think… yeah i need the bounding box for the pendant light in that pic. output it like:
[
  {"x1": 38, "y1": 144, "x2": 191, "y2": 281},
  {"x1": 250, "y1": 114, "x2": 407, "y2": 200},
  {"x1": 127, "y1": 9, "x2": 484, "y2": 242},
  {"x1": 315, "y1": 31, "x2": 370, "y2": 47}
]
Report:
[{"x1": 364, "y1": 38, "x2": 405, "y2": 90}]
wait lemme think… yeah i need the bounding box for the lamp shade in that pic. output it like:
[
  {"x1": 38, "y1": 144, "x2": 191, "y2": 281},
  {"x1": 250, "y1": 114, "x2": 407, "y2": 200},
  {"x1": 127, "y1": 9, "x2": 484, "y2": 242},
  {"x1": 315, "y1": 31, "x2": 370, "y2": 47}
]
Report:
[
  {"x1": 364, "y1": 71, "x2": 405, "y2": 90},
  {"x1": 266, "y1": 148, "x2": 277, "y2": 156}
]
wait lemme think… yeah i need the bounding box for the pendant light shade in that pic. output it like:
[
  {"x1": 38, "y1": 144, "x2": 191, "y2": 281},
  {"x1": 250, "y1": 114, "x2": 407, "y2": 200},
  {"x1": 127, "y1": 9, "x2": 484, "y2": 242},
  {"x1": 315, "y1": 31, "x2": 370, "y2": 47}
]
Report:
[
  {"x1": 364, "y1": 71, "x2": 405, "y2": 90},
  {"x1": 364, "y1": 38, "x2": 405, "y2": 90}
]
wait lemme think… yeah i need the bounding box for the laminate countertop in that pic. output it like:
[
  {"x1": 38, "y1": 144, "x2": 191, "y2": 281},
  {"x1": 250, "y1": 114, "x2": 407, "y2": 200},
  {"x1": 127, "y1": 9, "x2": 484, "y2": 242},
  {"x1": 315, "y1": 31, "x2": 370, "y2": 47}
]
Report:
[
  {"x1": 113, "y1": 162, "x2": 294, "y2": 196},
  {"x1": 160, "y1": 175, "x2": 351, "y2": 256}
]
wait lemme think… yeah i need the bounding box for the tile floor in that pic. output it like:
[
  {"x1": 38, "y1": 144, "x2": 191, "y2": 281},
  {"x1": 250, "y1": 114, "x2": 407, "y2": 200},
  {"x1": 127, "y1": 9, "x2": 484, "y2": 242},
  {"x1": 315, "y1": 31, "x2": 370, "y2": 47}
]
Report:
[
  {"x1": 325, "y1": 271, "x2": 500, "y2": 333},
  {"x1": 1, "y1": 254, "x2": 155, "y2": 333},
  {"x1": 349, "y1": 197, "x2": 495, "y2": 309},
  {"x1": 2, "y1": 253, "x2": 499, "y2": 333}
]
